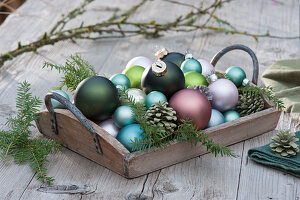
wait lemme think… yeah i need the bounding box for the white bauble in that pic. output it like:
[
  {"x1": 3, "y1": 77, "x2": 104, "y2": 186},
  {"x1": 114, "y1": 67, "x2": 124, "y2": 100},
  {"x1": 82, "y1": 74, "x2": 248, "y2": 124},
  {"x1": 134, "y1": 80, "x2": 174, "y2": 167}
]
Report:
[
  {"x1": 125, "y1": 56, "x2": 153, "y2": 69},
  {"x1": 98, "y1": 119, "x2": 120, "y2": 138},
  {"x1": 198, "y1": 59, "x2": 215, "y2": 77}
]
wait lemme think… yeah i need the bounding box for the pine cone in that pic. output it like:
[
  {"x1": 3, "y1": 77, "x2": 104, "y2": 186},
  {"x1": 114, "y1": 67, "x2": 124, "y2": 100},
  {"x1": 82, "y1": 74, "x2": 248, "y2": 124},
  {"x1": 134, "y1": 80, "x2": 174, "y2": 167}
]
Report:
[
  {"x1": 146, "y1": 102, "x2": 177, "y2": 133},
  {"x1": 187, "y1": 85, "x2": 212, "y2": 100},
  {"x1": 236, "y1": 92, "x2": 264, "y2": 117},
  {"x1": 270, "y1": 130, "x2": 299, "y2": 157}
]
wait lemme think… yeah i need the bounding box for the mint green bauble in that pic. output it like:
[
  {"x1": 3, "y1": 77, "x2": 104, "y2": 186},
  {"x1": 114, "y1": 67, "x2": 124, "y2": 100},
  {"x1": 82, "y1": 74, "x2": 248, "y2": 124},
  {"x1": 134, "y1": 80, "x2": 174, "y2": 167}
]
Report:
[
  {"x1": 122, "y1": 65, "x2": 145, "y2": 88},
  {"x1": 145, "y1": 91, "x2": 167, "y2": 109},
  {"x1": 181, "y1": 58, "x2": 202, "y2": 74},
  {"x1": 184, "y1": 71, "x2": 208, "y2": 88},
  {"x1": 51, "y1": 90, "x2": 69, "y2": 109},
  {"x1": 223, "y1": 110, "x2": 240, "y2": 122},
  {"x1": 113, "y1": 105, "x2": 135, "y2": 128},
  {"x1": 225, "y1": 66, "x2": 246, "y2": 87}
]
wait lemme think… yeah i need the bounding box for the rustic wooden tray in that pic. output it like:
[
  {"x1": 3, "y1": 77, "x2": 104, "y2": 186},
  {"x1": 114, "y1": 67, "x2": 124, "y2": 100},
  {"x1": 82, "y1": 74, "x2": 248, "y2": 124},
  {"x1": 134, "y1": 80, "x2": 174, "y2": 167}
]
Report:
[{"x1": 36, "y1": 44, "x2": 281, "y2": 178}]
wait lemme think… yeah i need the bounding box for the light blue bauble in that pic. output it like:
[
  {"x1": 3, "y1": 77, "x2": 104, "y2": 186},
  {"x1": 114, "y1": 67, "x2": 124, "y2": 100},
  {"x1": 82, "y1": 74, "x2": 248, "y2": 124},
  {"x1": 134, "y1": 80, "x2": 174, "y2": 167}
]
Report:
[
  {"x1": 113, "y1": 106, "x2": 135, "y2": 128},
  {"x1": 110, "y1": 73, "x2": 131, "y2": 90},
  {"x1": 207, "y1": 109, "x2": 225, "y2": 128},
  {"x1": 145, "y1": 91, "x2": 167, "y2": 109},
  {"x1": 116, "y1": 124, "x2": 144, "y2": 152},
  {"x1": 224, "y1": 110, "x2": 240, "y2": 122},
  {"x1": 181, "y1": 58, "x2": 202, "y2": 74},
  {"x1": 51, "y1": 90, "x2": 69, "y2": 109}
]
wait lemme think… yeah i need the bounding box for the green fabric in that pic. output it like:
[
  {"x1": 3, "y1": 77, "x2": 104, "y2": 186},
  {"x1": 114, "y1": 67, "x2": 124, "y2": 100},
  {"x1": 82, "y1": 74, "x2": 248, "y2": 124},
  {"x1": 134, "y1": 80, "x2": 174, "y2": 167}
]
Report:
[
  {"x1": 262, "y1": 58, "x2": 300, "y2": 113},
  {"x1": 248, "y1": 131, "x2": 300, "y2": 178}
]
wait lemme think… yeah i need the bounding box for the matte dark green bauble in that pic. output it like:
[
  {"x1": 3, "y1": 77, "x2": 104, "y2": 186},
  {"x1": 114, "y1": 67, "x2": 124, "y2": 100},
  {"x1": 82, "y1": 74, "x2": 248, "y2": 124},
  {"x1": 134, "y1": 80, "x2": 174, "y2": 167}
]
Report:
[
  {"x1": 161, "y1": 52, "x2": 185, "y2": 68},
  {"x1": 141, "y1": 60, "x2": 185, "y2": 98},
  {"x1": 74, "y1": 76, "x2": 119, "y2": 121}
]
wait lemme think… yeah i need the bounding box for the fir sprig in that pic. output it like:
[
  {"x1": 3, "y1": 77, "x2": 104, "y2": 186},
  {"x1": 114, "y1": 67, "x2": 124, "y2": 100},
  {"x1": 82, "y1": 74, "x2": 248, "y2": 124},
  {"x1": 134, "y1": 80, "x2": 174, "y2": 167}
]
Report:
[
  {"x1": 118, "y1": 88, "x2": 235, "y2": 157},
  {"x1": 42, "y1": 54, "x2": 97, "y2": 93},
  {"x1": 238, "y1": 85, "x2": 285, "y2": 110},
  {"x1": 0, "y1": 81, "x2": 62, "y2": 185}
]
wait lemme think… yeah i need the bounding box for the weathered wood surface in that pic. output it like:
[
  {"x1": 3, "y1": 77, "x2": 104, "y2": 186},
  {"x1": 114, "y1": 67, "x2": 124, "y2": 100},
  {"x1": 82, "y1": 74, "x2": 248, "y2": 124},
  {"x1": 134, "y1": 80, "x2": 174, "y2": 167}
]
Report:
[{"x1": 0, "y1": 0, "x2": 299, "y2": 199}]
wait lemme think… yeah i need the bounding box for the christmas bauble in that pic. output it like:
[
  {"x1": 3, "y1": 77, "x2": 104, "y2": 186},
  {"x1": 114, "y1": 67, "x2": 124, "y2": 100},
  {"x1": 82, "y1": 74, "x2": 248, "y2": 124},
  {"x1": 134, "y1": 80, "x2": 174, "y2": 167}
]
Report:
[
  {"x1": 223, "y1": 110, "x2": 240, "y2": 122},
  {"x1": 125, "y1": 56, "x2": 152, "y2": 69},
  {"x1": 159, "y1": 51, "x2": 185, "y2": 68},
  {"x1": 208, "y1": 79, "x2": 239, "y2": 112},
  {"x1": 113, "y1": 105, "x2": 135, "y2": 128},
  {"x1": 145, "y1": 91, "x2": 167, "y2": 109},
  {"x1": 127, "y1": 88, "x2": 146, "y2": 104},
  {"x1": 181, "y1": 54, "x2": 202, "y2": 74},
  {"x1": 169, "y1": 89, "x2": 211, "y2": 129},
  {"x1": 110, "y1": 73, "x2": 131, "y2": 90},
  {"x1": 225, "y1": 66, "x2": 247, "y2": 87},
  {"x1": 198, "y1": 59, "x2": 215, "y2": 77},
  {"x1": 51, "y1": 90, "x2": 69, "y2": 109},
  {"x1": 122, "y1": 65, "x2": 145, "y2": 88},
  {"x1": 74, "y1": 76, "x2": 119, "y2": 121},
  {"x1": 207, "y1": 109, "x2": 225, "y2": 128},
  {"x1": 116, "y1": 124, "x2": 144, "y2": 152},
  {"x1": 98, "y1": 119, "x2": 119, "y2": 138},
  {"x1": 141, "y1": 60, "x2": 185, "y2": 98},
  {"x1": 184, "y1": 71, "x2": 208, "y2": 88}
]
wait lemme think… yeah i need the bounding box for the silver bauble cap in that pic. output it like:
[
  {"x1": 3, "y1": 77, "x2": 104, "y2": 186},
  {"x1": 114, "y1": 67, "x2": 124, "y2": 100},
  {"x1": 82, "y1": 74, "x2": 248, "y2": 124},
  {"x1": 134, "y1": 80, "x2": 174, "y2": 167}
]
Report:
[
  {"x1": 152, "y1": 60, "x2": 167, "y2": 77},
  {"x1": 155, "y1": 48, "x2": 169, "y2": 59}
]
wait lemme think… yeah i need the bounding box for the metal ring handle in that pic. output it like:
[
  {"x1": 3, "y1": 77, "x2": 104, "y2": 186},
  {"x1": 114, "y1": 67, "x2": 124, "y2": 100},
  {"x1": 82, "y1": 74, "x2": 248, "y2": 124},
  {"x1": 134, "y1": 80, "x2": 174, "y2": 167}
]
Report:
[
  {"x1": 210, "y1": 44, "x2": 259, "y2": 85},
  {"x1": 45, "y1": 92, "x2": 102, "y2": 154}
]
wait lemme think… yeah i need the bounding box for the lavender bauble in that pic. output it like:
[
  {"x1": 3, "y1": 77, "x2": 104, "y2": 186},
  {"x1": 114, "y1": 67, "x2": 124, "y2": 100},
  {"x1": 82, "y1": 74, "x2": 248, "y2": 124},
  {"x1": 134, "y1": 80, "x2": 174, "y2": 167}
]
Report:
[
  {"x1": 198, "y1": 59, "x2": 215, "y2": 77},
  {"x1": 169, "y1": 89, "x2": 211, "y2": 129},
  {"x1": 208, "y1": 79, "x2": 239, "y2": 112}
]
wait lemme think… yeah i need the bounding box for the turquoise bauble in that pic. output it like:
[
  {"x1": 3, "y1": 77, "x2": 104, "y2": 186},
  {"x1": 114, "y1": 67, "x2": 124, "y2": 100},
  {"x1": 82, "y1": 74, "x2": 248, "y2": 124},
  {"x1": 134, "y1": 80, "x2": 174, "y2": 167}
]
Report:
[
  {"x1": 113, "y1": 106, "x2": 135, "y2": 128},
  {"x1": 207, "y1": 109, "x2": 225, "y2": 128},
  {"x1": 116, "y1": 124, "x2": 144, "y2": 152},
  {"x1": 51, "y1": 90, "x2": 69, "y2": 109},
  {"x1": 181, "y1": 58, "x2": 202, "y2": 74},
  {"x1": 145, "y1": 91, "x2": 167, "y2": 109},
  {"x1": 223, "y1": 110, "x2": 240, "y2": 122},
  {"x1": 110, "y1": 74, "x2": 131, "y2": 90},
  {"x1": 225, "y1": 66, "x2": 247, "y2": 87},
  {"x1": 127, "y1": 88, "x2": 146, "y2": 104}
]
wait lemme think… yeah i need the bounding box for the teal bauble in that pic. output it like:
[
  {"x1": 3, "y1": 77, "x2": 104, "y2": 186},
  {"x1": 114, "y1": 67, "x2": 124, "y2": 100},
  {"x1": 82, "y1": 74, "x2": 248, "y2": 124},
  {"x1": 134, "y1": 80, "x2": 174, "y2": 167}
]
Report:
[
  {"x1": 207, "y1": 109, "x2": 225, "y2": 128},
  {"x1": 127, "y1": 88, "x2": 146, "y2": 104},
  {"x1": 116, "y1": 124, "x2": 144, "y2": 152},
  {"x1": 223, "y1": 110, "x2": 240, "y2": 122},
  {"x1": 51, "y1": 90, "x2": 69, "y2": 109},
  {"x1": 145, "y1": 91, "x2": 167, "y2": 109},
  {"x1": 113, "y1": 106, "x2": 135, "y2": 128},
  {"x1": 225, "y1": 66, "x2": 247, "y2": 87},
  {"x1": 74, "y1": 76, "x2": 119, "y2": 121},
  {"x1": 181, "y1": 56, "x2": 202, "y2": 74},
  {"x1": 110, "y1": 73, "x2": 131, "y2": 90}
]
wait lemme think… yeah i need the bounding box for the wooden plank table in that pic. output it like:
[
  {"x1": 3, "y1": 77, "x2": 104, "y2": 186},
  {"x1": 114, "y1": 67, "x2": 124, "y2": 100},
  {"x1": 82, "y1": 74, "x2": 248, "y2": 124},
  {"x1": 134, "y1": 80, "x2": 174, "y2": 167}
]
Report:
[{"x1": 0, "y1": 0, "x2": 299, "y2": 199}]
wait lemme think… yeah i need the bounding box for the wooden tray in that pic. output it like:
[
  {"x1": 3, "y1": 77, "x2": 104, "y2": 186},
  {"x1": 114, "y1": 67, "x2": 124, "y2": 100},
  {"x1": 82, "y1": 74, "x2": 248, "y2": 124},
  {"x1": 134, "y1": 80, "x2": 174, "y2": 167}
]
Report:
[{"x1": 36, "y1": 44, "x2": 281, "y2": 178}]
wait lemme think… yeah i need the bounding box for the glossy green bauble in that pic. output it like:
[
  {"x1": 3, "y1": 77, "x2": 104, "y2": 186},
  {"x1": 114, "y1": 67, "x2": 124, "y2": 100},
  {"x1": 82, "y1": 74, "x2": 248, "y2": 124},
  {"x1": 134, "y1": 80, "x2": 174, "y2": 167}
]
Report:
[
  {"x1": 161, "y1": 52, "x2": 185, "y2": 68},
  {"x1": 225, "y1": 66, "x2": 246, "y2": 87},
  {"x1": 141, "y1": 61, "x2": 185, "y2": 98},
  {"x1": 181, "y1": 58, "x2": 202, "y2": 74},
  {"x1": 51, "y1": 90, "x2": 69, "y2": 109},
  {"x1": 184, "y1": 71, "x2": 208, "y2": 88},
  {"x1": 223, "y1": 110, "x2": 240, "y2": 122},
  {"x1": 74, "y1": 76, "x2": 119, "y2": 121},
  {"x1": 110, "y1": 73, "x2": 131, "y2": 90},
  {"x1": 122, "y1": 65, "x2": 145, "y2": 88},
  {"x1": 145, "y1": 91, "x2": 167, "y2": 109},
  {"x1": 113, "y1": 106, "x2": 135, "y2": 128},
  {"x1": 116, "y1": 124, "x2": 144, "y2": 152},
  {"x1": 127, "y1": 88, "x2": 146, "y2": 104}
]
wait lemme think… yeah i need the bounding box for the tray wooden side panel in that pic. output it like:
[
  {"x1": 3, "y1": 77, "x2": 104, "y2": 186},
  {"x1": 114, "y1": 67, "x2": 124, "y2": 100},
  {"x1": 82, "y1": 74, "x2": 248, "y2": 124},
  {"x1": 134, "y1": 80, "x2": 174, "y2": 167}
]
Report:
[
  {"x1": 125, "y1": 108, "x2": 281, "y2": 178},
  {"x1": 36, "y1": 109, "x2": 130, "y2": 176}
]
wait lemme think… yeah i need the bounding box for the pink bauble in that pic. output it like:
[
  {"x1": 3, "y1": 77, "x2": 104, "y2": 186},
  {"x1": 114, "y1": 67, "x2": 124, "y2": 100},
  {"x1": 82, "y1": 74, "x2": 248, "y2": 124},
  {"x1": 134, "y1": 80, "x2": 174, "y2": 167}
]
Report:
[
  {"x1": 208, "y1": 79, "x2": 239, "y2": 112},
  {"x1": 198, "y1": 59, "x2": 215, "y2": 77},
  {"x1": 169, "y1": 89, "x2": 211, "y2": 130}
]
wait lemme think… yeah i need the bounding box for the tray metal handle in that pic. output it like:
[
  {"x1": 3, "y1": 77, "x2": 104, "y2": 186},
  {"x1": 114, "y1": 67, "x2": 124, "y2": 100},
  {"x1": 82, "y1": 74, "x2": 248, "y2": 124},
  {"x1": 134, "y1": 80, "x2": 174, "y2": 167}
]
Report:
[
  {"x1": 210, "y1": 44, "x2": 259, "y2": 85},
  {"x1": 45, "y1": 92, "x2": 103, "y2": 154}
]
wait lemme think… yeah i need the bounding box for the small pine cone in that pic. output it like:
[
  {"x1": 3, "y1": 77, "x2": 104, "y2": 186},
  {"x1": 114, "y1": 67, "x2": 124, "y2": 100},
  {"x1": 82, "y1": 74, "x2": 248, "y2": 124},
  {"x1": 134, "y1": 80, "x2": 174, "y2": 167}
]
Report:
[
  {"x1": 270, "y1": 130, "x2": 299, "y2": 157},
  {"x1": 146, "y1": 102, "x2": 177, "y2": 133},
  {"x1": 236, "y1": 91, "x2": 264, "y2": 117},
  {"x1": 187, "y1": 85, "x2": 212, "y2": 100}
]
